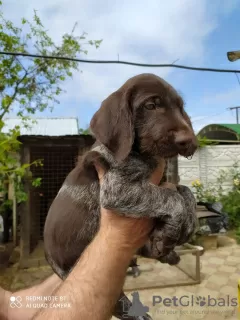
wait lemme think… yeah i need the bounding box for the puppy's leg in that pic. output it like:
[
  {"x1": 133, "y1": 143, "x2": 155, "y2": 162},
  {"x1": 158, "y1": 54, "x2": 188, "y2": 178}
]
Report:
[
  {"x1": 176, "y1": 185, "x2": 198, "y2": 244},
  {"x1": 138, "y1": 237, "x2": 180, "y2": 266},
  {"x1": 151, "y1": 185, "x2": 197, "y2": 256},
  {"x1": 114, "y1": 291, "x2": 152, "y2": 320},
  {"x1": 138, "y1": 232, "x2": 180, "y2": 266},
  {"x1": 100, "y1": 171, "x2": 186, "y2": 220},
  {"x1": 138, "y1": 185, "x2": 197, "y2": 265},
  {"x1": 129, "y1": 257, "x2": 141, "y2": 278}
]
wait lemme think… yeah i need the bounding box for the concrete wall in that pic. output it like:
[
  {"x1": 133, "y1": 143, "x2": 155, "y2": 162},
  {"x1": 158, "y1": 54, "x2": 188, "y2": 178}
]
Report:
[{"x1": 178, "y1": 145, "x2": 240, "y2": 190}]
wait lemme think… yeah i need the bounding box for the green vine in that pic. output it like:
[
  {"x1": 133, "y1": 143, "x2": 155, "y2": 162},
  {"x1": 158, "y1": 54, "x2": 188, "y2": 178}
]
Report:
[{"x1": 197, "y1": 135, "x2": 218, "y2": 148}]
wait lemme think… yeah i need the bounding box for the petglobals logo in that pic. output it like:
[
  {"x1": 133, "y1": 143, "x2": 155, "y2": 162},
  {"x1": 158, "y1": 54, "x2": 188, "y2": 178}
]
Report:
[
  {"x1": 152, "y1": 295, "x2": 238, "y2": 308},
  {"x1": 9, "y1": 296, "x2": 23, "y2": 308}
]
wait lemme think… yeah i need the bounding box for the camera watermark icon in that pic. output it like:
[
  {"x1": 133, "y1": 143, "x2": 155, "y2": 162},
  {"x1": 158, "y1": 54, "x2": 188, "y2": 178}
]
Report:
[{"x1": 10, "y1": 296, "x2": 23, "y2": 308}]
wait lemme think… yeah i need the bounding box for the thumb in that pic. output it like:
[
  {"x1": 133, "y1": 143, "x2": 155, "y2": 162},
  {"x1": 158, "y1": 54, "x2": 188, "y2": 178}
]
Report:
[{"x1": 94, "y1": 163, "x2": 106, "y2": 183}]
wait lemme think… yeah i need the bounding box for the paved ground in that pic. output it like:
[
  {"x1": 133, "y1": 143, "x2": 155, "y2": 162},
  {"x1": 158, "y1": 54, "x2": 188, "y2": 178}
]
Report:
[
  {"x1": 120, "y1": 243, "x2": 240, "y2": 320},
  {"x1": 0, "y1": 236, "x2": 239, "y2": 319}
]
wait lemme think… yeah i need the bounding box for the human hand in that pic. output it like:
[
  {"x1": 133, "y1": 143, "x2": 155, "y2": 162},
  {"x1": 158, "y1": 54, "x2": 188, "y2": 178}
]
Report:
[{"x1": 95, "y1": 163, "x2": 165, "y2": 252}]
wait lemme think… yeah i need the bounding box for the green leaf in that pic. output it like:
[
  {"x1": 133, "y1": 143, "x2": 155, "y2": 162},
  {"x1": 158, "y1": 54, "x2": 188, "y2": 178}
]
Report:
[{"x1": 32, "y1": 177, "x2": 42, "y2": 187}]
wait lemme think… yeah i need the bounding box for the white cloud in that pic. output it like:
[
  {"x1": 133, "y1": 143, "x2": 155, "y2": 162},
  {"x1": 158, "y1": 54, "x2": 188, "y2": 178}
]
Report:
[
  {"x1": 203, "y1": 87, "x2": 240, "y2": 107},
  {"x1": 192, "y1": 111, "x2": 237, "y2": 133},
  {"x1": 2, "y1": 0, "x2": 239, "y2": 114}
]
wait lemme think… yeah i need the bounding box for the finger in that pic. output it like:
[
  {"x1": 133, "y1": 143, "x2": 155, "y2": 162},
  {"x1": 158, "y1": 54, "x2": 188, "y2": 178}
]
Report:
[
  {"x1": 94, "y1": 163, "x2": 106, "y2": 182},
  {"x1": 149, "y1": 158, "x2": 166, "y2": 185}
]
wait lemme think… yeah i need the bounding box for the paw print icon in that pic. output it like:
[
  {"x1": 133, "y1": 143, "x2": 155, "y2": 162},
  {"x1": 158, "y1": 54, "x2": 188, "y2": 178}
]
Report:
[{"x1": 195, "y1": 296, "x2": 206, "y2": 307}]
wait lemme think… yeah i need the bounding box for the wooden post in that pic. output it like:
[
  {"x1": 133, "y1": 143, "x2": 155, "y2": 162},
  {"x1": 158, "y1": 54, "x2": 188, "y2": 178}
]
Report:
[
  {"x1": 167, "y1": 156, "x2": 179, "y2": 184},
  {"x1": 19, "y1": 145, "x2": 31, "y2": 268},
  {"x1": 12, "y1": 177, "x2": 17, "y2": 246}
]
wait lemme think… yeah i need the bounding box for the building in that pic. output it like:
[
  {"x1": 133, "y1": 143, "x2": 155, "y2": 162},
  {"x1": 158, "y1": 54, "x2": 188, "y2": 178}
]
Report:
[
  {"x1": 3, "y1": 118, "x2": 95, "y2": 268},
  {"x1": 197, "y1": 124, "x2": 240, "y2": 144}
]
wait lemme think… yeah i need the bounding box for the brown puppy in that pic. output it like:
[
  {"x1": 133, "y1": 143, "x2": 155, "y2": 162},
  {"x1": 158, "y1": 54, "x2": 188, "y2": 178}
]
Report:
[{"x1": 44, "y1": 73, "x2": 198, "y2": 320}]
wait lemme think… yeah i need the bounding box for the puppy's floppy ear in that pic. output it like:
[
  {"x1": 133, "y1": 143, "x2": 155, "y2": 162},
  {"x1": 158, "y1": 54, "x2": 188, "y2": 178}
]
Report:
[{"x1": 90, "y1": 90, "x2": 135, "y2": 162}]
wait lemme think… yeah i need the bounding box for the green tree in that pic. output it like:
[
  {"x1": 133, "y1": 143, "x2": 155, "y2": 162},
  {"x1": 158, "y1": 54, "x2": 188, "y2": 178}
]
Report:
[
  {"x1": 79, "y1": 128, "x2": 90, "y2": 135},
  {"x1": 0, "y1": 0, "x2": 101, "y2": 219}
]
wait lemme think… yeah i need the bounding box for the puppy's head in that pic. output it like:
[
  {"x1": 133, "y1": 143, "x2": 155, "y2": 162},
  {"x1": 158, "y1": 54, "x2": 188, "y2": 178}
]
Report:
[{"x1": 90, "y1": 73, "x2": 197, "y2": 162}]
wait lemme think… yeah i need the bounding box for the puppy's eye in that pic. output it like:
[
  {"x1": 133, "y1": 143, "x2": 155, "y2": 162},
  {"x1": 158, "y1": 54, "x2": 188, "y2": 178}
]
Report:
[{"x1": 145, "y1": 103, "x2": 156, "y2": 110}]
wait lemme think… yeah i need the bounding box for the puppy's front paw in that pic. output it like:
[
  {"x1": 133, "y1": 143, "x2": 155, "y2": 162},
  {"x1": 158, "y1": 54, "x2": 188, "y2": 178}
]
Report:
[
  {"x1": 132, "y1": 266, "x2": 141, "y2": 278},
  {"x1": 158, "y1": 251, "x2": 180, "y2": 265},
  {"x1": 151, "y1": 237, "x2": 180, "y2": 265}
]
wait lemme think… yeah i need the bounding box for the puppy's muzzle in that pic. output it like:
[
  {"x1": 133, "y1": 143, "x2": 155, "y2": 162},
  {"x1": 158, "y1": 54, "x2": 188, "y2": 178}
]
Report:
[{"x1": 174, "y1": 130, "x2": 198, "y2": 157}]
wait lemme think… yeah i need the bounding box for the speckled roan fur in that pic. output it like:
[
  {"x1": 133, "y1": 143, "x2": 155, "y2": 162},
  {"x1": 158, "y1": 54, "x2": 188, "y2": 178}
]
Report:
[{"x1": 44, "y1": 73, "x2": 198, "y2": 320}]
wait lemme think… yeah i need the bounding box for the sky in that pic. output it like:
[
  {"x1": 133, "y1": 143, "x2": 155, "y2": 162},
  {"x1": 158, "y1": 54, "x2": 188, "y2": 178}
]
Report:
[{"x1": 2, "y1": 0, "x2": 240, "y2": 133}]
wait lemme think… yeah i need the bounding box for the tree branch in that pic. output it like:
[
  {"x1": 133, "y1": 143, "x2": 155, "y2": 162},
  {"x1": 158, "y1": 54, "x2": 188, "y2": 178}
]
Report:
[{"x1": 0, "y1": 70, "x2": 29, "y2": 120}]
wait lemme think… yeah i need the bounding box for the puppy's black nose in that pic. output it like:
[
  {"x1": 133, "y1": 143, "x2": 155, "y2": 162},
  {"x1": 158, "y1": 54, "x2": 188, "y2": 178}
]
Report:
[
  {"x1": 175, "y1": 134, "x2": 192, "y2": 149},
  {"x1": 174, "y1": 131, "x2": 197, "y2": 155}
]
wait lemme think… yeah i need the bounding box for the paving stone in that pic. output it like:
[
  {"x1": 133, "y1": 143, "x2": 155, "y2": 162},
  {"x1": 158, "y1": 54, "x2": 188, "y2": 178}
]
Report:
[
  {"x1": 183, "y1": 285, "x2": 199, "y2": 294},
  {"x1": 218, "y1": 265, "x2": 237, "y2": 273},
  {"x1": 203, "y1": 313, "x2": 225, "y2": 320},
  {"x1": 152, "y1": 309, "x2": 181, "y2": 320},
  {"x1": 228, "y1": 273, "x2": 240, "y2": 281},
  {"x1": 186, "y1": 310, "x2": 206, "y2": 319},
  {"x1": 226, "y1": 279, "x2": 238, "y2": 290},
  {"x1": 173, "y1": 288, "x2": 193, "y2": 299},
  {"x1": 219, "y1": 285, "x2": 237, "y2": 297},
  {"x1": 207, "y1": 263, "x2": 223, "y2": 269},
  {"x1": 207, "y1": 274, "x2": 229, "y2": 286},
  {"x1": 207, "y1": 257, "x2": 225, "y2": 265},
  {"x1": 196, "y1": 287, "x2": 220, "y2": 299},
  {"x1": 224, "y1": 261, "x2": 240, "y2": 267},
  {"x1": 222, "y1": 308, "x2": 238, "y2": 319},
  {"x1": 203, "y1": 250, "x2": 216, "y2": 257},
  {"x1": 226, "y1": 256, "x2": 240, "y2": 264},
  {"x1": 203, "y1": 280, "x2": 222, "y2": 292},
  {"x1": 217, "y1": 250, "x2": 232, "y2": 257},
  {"x1": 179, "y1": 315, "x2": 198, "y2": 320},
  {"x1": 201, "y1": 266, "x2": 217, "y2": 275}
]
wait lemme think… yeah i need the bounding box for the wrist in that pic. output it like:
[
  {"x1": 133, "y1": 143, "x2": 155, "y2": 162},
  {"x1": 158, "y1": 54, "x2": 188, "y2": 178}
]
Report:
[{"x1": 97, "y1": 226, "x2": 136, "y2": 258}]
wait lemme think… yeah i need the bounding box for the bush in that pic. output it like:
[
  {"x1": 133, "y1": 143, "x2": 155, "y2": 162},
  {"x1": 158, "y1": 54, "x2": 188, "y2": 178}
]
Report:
[
  {"x1": 235, "y1": 226, "x2": 240, "y2": 244},
  {"x1": 221, "y1": 190, "x2": 240, "y2": 229},
  {"x1": 191, "y1": 163, "x2": 240, "y2": 230},
  {"x1": 191, "y1": 169, "x2": 226, "y2": 203}
]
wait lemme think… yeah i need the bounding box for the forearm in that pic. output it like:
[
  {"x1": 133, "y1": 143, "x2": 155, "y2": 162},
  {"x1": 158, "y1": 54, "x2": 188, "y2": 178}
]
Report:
[
  {"x1": 0, "y1": 286, "x2": 10, "y2": 320},
  {"x1": 34, "y1": 228, "x2": 134, "y2": 320},
  {"x1": 2, "y1": 274, "x2": 61, "y2": 320}
]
